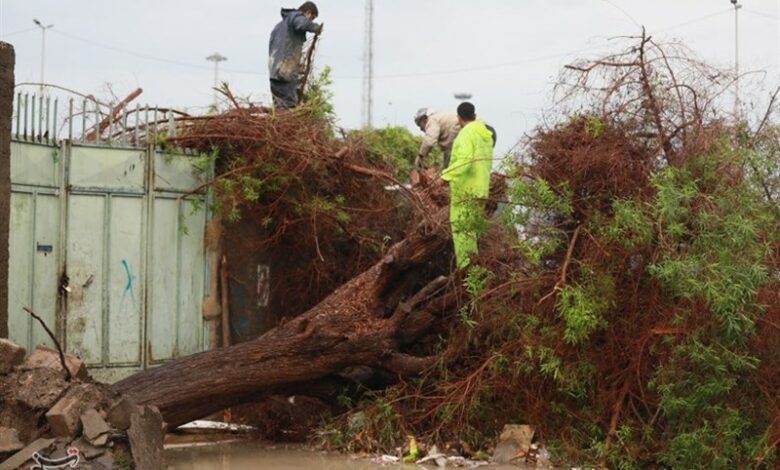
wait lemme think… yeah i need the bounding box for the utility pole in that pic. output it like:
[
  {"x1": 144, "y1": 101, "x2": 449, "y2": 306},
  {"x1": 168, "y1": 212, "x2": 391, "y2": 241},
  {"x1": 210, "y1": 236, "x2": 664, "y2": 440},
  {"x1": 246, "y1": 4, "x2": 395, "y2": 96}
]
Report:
[
  {"x1": 730, "y1": 0, "x2": 741, "y2": 118},
  {"x1": 206, "y1": 52, "x2": 227, "y2": 111},
  {"x1": 361, "y1": 0, "x2": 374, "y2": 128},
  {"x1": 32, "y1": 18, "x2": 53, "y2": 96}
]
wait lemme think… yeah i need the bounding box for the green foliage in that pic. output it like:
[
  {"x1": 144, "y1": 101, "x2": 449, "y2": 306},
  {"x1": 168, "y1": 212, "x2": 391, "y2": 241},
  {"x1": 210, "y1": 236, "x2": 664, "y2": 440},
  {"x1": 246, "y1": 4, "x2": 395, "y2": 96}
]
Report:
[
  {"x1": 557, "y1": 272, "x2": 614, "y2": 345},
  {"x1": 321, "y1": 392, "x2": 406, "y2": 453},
  {"x1": 651, "y1": 339, "x2": 762, "y2": 469},
  {"x1": 192, "y1": 147, "x2": 218, "y2": 175},
  {"x1": 503, "y1": 169, "x2": 574, "y2": 263},
  {"x1": 459, "y1": 266, "x2": 494, "y2": 328},
  {"x1": 648, "y1": 156, "x2": 772, "y2": 341},
  {"x1": 300, "y1": 66, "x2": 335, "y2": 120},
  {"x1": 350, "y1": 126, "x2": 438, "y2": 179},
  {"x1": 602, "y1": 200, "x2": 653, "y2": 249},
  {"x1": 585, "y1": 116, "x2": 606, "y2": 138}
]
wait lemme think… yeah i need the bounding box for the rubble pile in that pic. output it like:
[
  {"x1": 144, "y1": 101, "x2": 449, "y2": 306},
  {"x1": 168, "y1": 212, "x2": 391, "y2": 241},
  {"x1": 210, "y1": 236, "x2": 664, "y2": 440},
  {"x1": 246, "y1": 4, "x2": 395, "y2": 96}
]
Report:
[{"x1": 0, "y1": 339, "x2": 164, "y2": 470}]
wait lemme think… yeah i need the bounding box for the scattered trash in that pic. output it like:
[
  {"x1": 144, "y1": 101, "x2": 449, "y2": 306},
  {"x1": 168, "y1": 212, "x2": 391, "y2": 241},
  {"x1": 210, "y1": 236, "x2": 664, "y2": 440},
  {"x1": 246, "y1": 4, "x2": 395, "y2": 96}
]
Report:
[
  {"x1": 177, "y1": 420, "x2": 257, "y2": 434},
  {"x1": 403, "y1": 435, "x2": 421, "y2": 463}
]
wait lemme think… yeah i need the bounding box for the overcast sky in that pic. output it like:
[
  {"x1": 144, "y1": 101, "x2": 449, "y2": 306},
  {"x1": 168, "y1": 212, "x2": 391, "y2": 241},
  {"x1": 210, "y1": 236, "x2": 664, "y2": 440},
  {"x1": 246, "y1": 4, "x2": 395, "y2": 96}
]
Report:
[{"x1": 1, "y1": 0, "x2": 779, "y2": 154}]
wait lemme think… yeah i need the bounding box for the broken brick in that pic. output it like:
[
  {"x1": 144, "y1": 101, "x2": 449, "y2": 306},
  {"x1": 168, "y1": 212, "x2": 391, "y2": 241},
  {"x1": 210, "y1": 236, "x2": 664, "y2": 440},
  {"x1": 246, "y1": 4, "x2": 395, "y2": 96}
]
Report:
[{"x1": 0, "y1": 339, "x2": 25, "y2": 374}]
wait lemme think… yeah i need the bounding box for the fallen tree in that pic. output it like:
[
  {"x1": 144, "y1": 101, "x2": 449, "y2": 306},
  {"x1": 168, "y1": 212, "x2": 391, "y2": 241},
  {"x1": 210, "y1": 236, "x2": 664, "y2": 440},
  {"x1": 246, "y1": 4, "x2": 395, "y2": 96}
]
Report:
[
  {"x1": 114, "y1": 199, "x2": 456, "y2": 427},
  {"x1": 112, "y1": 35, "x2": 780, "y2": 468}
]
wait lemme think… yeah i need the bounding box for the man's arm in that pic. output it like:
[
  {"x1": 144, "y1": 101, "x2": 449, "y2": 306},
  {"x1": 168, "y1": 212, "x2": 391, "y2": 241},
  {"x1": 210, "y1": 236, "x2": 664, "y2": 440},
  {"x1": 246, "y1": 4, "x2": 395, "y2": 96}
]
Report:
[
  {"x1": 292, "y1": 15, "x2": 322, "y2": 33},
  {"x1": 418, "y1": 120, "x2": 441, "y2": 159}
]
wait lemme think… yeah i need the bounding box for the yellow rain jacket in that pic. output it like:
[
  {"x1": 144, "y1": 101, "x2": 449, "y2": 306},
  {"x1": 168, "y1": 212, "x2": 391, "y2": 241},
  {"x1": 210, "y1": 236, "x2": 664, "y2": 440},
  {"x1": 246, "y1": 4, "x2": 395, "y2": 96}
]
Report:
[{"x1": 441, "y1": 120, "x2": 493, "y2": 268}]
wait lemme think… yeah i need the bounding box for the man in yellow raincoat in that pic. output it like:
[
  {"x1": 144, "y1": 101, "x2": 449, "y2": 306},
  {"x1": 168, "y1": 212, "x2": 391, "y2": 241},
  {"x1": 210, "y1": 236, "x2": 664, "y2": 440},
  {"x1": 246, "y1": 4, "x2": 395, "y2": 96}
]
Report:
[{"x1": 441, "y1": 102, "x2": 493, "y2": 269}]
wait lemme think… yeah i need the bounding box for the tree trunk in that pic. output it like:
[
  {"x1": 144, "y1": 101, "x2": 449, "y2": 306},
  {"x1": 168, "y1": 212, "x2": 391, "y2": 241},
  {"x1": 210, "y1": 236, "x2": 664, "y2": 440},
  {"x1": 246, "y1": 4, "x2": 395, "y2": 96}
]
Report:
[
  {"x1": 114, "y1": 206, "x2": 456, "y2": 428},
  {"x1": 0, "y1": 43, "x2": 15, "y2": 338}
]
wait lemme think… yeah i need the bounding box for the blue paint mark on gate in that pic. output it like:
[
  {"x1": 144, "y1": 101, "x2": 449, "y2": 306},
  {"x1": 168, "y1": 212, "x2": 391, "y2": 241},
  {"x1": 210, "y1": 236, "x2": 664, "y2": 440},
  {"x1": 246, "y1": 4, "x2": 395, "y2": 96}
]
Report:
[{"x1": 121, "y1": 259, "x2": 136, "y2": 302}]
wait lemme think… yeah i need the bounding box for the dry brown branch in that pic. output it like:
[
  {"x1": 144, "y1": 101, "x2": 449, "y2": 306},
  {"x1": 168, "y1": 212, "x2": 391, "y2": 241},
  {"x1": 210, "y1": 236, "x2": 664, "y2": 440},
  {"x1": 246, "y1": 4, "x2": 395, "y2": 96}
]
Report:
[{"x1": 23, "y1": 307, "x2": 72, "y2": 381}]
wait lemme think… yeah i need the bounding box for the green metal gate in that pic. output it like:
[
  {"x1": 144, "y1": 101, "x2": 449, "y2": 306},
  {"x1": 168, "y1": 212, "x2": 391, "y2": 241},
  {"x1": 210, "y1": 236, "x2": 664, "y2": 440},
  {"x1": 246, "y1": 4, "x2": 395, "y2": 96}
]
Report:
[{"x1": 7, "y1": 93, "x2": 209, "y2": 382}]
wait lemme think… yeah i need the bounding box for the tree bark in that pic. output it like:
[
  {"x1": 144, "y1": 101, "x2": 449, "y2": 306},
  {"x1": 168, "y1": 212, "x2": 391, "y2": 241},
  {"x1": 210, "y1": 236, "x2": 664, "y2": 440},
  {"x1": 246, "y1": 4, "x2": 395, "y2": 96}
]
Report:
[
  {"x1": 114, "y1": 206, "x2": 455, "y2": 428},
  {"x1": 0, "y1": 43, "x2": 15, "y2": 338}
]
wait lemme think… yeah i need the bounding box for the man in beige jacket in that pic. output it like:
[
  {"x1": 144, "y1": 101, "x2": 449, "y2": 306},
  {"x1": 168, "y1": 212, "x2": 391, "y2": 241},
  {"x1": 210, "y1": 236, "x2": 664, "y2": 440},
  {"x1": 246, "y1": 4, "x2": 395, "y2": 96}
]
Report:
[{"x1": 414, "y1": 108, "x2": 461, "y2": 169}]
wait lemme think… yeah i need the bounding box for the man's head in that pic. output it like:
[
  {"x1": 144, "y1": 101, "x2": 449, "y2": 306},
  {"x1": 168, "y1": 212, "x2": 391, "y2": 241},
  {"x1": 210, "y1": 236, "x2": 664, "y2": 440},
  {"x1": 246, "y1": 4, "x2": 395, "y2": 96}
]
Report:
[
  {"x1": 299, "y1": 2, "x2": 319, "y2": 20},
  {"x1": 414, "y1": 108, "x2": 429, "y2": 131},
  {"x1": 456, "y1": 102, "x2": 476, "y2": 126}
]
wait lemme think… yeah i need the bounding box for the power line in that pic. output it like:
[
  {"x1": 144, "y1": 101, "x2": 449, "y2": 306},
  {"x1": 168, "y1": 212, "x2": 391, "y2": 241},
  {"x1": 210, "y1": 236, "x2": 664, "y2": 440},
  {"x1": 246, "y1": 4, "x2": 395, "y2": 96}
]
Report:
[
  {"x1": 600, "y1": 0, "x2": 641, "y2": 28},
  {"x1": 656, "y1": 9, "x2": 732, "y2": 32},
  {"x1": 1, "y1": 26, "x2": 38, "y2": 38},
  {"x1": 51, "y1": 29, "x2": 222, "y2": 71},
  {"x1": 37, "y1": 8, "x2": 736, "y2": 83},
  {"x1": 51, "y1": 29, "x2": 267, "y2": 76},
  {"x1": 339, "y1": 10, "x2": 734, "y2": 80},
  {"x1": 742, "y1": 8, "x2": 779, "y2": 21}
]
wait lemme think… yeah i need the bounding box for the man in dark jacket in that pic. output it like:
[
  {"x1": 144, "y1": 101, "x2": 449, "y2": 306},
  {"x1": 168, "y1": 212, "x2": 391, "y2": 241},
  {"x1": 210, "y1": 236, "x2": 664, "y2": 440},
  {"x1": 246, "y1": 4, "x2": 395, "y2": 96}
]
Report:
[{"x1": 268, "y1": 2, "x2": 322, "y2": 109}]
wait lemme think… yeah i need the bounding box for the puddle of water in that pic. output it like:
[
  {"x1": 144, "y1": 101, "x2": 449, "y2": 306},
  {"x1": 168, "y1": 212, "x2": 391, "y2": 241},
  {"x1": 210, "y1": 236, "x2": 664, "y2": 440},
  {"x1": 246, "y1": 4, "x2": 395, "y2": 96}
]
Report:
[
  {"x1": 165, "y1": 440, "x2": 530, "y2": 470},
  {"x1": 165, "y1": 441, "x2": 413, "y2": 470}
]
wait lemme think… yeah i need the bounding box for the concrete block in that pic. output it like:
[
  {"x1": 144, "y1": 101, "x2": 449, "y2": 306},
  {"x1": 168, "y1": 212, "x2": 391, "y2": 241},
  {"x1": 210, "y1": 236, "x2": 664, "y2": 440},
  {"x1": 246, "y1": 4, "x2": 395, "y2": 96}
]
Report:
[
  {"x1": 106, "y1": 397, "x2": 135, "y2": 431},
  {"x1": 13, "y1": 367, "x2": 68, "y2": 410},
  {"x1": 0, "y1": 426, "x2": 23, "y2": 453},
  {"x1": 127, "y1": 405, "x2": 165, "y2": 470},
  {"x1": 0, "y1": 338, "x2": 25, "y2": 374},
  {"x1": 81, "y1": 409, "x2": 111, "y2": 446},
  {"x1": 22, "y1": 345, "x2": 87, "y2": 380},
  {"x1": 45, "y1": 384, "x2": 102, "y2": 439}
]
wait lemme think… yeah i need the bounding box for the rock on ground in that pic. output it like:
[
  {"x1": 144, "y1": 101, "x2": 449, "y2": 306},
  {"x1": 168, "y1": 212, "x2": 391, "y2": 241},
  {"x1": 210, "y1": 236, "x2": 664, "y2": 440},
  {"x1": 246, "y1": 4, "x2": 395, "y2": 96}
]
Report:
[
  {"x1": 127, "y1": 405, "x2": 165, "y2": 470},
  {"x1": 0, "y1": 426, "x2": 23, "y2": 453},
  {"x1": 45, "y1": 383, "x2": 105, "y2": 439},
  {"x1": 80, "y1": 409, "x2": 111, "y2": 446},
  {"x1": 12, "y1": 367, "x2": 68, "y2": 410},
  {"x1": 22, "y1": 345, "x2": 87, "y2": 380},
  {"x1": 0, "y1": 339, "x2": 25, "y2": 374},
  {"x1": 493, "y1": 424, "x2": 536, "y2": 464}
]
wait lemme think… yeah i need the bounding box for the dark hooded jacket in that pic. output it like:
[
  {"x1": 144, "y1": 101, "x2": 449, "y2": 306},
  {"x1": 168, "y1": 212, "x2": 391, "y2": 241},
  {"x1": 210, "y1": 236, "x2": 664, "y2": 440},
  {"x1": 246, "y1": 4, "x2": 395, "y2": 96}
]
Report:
[{"x1": 268, "y1": 8, "x2": 320, "y2": 82}]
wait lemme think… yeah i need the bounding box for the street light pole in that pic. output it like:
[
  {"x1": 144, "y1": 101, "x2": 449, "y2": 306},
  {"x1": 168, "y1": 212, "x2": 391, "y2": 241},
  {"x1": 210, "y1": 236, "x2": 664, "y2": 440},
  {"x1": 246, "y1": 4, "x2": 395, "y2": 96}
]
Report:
[
  {"x1": 206, "y1": 52, "x2": 227, "y2": 111},
  {"x1": 33, "y1": 18, "x2": 54, "y2": 96},
  {"x1": 730, "y1": 0, "x2": 741, "y2": 118}
]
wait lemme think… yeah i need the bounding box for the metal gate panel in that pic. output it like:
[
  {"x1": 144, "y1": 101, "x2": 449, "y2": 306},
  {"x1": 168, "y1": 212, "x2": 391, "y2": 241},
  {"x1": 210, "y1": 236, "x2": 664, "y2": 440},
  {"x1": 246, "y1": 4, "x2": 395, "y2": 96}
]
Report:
[
  {"x1": 8, "y1": 128, "x2": 209, "y2": 382},
  {"x1": 69, "y1": 146, "x2": 145, "y2": 190},
  {"x1": 7, "y1": 194, "x2": 33, "y2": 348},
  {"x1": 154, "y1": 152, "x2": 203, "y2": 192},
  {"x1": 10, "y1": 141, "x2": 59, "y2": 187},
  {"x1": 174, "y1": 201, "x2": 206, "y2": 357},
  {"x1": 8, "y1": 138, "x2": 61, "y2": 352},
  {"x1": 107, "y1": 196, "x2": 144, "y2": 365},
  {"x1": 65, "y1": 194, "x2": 106, "y2": 365},
  {"x1": 146, "y1": 151, "x2": 208, "y2": 363},
  {"x1": 7, "y1": 193, "x2": 60, "y2": 351},
  {"x1": 148, "y1": 198, "x2": 185, "y2": 363},
  {"x1": 28, "y1": 195, "x2": 60, "y2": 347}
]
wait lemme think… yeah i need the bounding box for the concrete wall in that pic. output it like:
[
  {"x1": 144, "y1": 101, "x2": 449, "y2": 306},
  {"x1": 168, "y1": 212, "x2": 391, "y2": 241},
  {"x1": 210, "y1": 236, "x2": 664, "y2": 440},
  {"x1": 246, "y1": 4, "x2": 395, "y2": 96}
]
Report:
[{"x1": 0, "y1": 43, "x2": 14, "y2": 338}]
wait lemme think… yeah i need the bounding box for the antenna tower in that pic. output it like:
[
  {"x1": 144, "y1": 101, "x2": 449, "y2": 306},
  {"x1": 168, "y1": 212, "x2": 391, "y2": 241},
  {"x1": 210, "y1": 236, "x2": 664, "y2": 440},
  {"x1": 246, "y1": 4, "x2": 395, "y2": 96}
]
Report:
[{"x1": 362, "y1": 0, "x2": 374, "y2": 127}]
